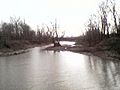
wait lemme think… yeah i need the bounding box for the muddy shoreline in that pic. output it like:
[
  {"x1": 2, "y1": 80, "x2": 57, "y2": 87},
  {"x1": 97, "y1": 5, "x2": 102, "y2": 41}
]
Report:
[
  {"x1": 44, "y1": 45, "x2": 120, "y2": 61},
  {"x1": 1, "y1": 43, "x2": 120, "y2": 61},
  {"x1": 0, "y1": 44, "x2": 47, "y2": 56}
]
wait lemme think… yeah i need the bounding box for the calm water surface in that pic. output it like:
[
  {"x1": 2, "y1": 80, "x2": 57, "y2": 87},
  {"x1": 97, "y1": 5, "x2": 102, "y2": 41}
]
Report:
[{"x1": 0, "y1": 42, "x2": 120, "y2": 90}]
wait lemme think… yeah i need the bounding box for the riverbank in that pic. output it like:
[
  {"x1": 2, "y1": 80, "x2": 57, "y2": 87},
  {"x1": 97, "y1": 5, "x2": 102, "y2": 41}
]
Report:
[
  {"x1": 44, "y1": 44, "x2": 120, "y2": 61},
  {"x1": 0, "y1": 44, "x2": 36, "y2": 56},
  {"x1": 0, "y1": 42, "x2": 49, "y2": 56},
  {"x1": 46, "y1": 37, "x2": 120, "y2": 61}
]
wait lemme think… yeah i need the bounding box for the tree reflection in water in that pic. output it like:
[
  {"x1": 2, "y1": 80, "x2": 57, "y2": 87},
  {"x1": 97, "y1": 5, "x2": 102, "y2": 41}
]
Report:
[{"x1": 86, "y1": 55, "x2": 120, "y2": 90}]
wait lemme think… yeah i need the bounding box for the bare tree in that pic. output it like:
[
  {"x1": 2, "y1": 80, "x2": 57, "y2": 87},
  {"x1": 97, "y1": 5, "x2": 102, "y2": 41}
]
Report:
[
  {"x1": 99, "y1": 0, "x2": 110, "y2": 38},
  {"x1": 10, "y1": 16, "x2": 21, "y2": 39},
  {"x1": 51, "y1": 19, "x2": 65, "y2": 47},
  {"x1": 109, "y1": 0, "x2": 120, "y2": 36},
  {"x1": 84, "y1": 15, "x2": 101, "y2": 46}
]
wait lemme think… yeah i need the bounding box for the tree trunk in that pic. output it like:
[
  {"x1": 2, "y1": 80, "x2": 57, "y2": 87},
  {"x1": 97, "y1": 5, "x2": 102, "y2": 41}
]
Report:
[{"x1": 52, "y1": 38, "x2": 61, "y2": 47}]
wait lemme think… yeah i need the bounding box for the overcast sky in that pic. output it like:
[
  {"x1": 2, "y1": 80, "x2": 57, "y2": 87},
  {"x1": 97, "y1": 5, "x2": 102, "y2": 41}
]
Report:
[{"x1": 0, "y1": 0, "x2": 118, "y2": 36}]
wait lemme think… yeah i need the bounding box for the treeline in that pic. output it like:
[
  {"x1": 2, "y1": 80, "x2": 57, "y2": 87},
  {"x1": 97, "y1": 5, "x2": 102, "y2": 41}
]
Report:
[
  {"x1": 0, "y1": 17, "x2": 56, "y2": 49},
  {"x1": 81, "y1": 0, "x2": 120, "y2": 46}
]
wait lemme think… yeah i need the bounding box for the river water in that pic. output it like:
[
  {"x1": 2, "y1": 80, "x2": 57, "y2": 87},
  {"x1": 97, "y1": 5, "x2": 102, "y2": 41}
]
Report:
[{"x1": 0, "y1": 42, "x2": 120, "y2": 90}]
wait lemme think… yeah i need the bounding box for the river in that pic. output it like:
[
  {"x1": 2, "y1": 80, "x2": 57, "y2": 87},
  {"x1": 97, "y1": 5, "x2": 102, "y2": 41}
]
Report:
[{"x1": 0, "y1": 42, "x2": 120, "y2": 90}]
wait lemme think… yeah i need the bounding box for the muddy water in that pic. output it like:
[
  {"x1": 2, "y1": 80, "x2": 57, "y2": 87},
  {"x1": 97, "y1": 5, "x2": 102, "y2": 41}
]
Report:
[{"x1": 0, "y1": 42, "x2": 120, "y2": 90}]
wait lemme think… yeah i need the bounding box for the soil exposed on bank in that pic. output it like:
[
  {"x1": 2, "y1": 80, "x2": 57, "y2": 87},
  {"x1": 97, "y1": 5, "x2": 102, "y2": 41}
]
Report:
[
  {"x1": 44, "y1": 44, "x2": 120, "y2": 61},
  {"x1": 0, "y1": 40, "x2": 48, "y2": 56}
]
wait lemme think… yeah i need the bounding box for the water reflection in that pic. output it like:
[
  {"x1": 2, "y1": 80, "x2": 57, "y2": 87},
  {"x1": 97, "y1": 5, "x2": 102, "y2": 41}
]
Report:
[
  {"x1": 85, "y1": 55, "x2": 120, "y2": 90},
  {"x1": 0, "y1": 47, "x2": 120, "y2": 90}
]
